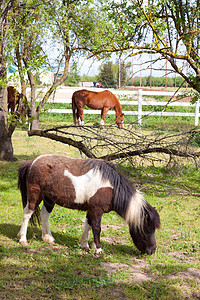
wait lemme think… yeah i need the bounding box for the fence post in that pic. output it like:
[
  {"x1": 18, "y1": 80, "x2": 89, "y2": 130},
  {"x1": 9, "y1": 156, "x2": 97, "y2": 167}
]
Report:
[
  {"x1": 195, "y1": 100, "x2": 199, "y2": 126},
  {"x1": 138, "y1": 89, "x2": 142, "y2": 125}
]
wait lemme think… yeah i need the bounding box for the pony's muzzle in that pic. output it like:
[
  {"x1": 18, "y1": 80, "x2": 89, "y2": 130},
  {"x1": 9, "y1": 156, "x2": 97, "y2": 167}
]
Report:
[{"x1": 144, "y1": 245, "x2": 156, "y2": 255}]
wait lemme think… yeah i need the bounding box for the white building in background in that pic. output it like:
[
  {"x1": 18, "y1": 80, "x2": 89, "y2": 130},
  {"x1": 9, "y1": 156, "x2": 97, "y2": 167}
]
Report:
[{"x1": 7, "y1": 66, "x2": 54, "y2": 88}]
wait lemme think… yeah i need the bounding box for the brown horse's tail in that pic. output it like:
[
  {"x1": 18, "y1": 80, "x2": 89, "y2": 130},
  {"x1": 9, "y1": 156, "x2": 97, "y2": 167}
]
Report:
[
  {"x1": 72, "y1": 93, "x2": 78, "y2": 125},
  {"x1": 18, "y1": 160, "x2": 41, "y2": 226}
]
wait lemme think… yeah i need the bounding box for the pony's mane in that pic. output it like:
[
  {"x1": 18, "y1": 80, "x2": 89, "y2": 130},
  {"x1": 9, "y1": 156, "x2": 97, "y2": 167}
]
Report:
[{"x1": 84, "y1": 159, "x2": 147, "y2": 231}]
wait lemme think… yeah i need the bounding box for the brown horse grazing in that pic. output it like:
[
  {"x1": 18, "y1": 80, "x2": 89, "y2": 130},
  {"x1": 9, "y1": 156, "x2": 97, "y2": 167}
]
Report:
[
  {"x1": 7, "y1": 86, "x2": 30, "y2": 117},
  {"x1": 18, "y1": 154, "x2": 161, "y2": 254},
  {"x1": 72, "y1": 89, "x2": 124, "y2": 128}
]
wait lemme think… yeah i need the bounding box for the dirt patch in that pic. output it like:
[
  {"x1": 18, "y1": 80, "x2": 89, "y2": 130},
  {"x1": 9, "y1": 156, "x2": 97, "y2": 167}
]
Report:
[
  {"x1": 101, "y1": 224, "x2": 121, "y2": 231},
  {"x1": 101, "y1": 257, "x2": 200, "y2": 287},
  {"x1": 166, "y1": 268, "x2": 200, "y2": 282},
  {"x1": 100, "y1": 224, "x2": 127, "y2": 246},
  {"x1": 101, "y1": 258, "x2": 151, "y2": 284},
  {"x1": 25, "y1": 244, "x2": 63, "y2": 253},
  {"x1": 169, "y1": 251, "x2": 200, "y2": 264}
]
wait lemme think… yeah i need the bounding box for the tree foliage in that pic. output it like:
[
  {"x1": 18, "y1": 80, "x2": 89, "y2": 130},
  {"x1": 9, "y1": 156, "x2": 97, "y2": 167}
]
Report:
[
  {"x1": 130, "y1": 75, "x2": 186, "y2": 87},
  {"x1": 0, "y1": 0, "x2": 116, "y2": 160},
  {"x1": 64, "y1": 63, "x2": 81, "y2": 86},
  {"x1": 98, "y1": 61, "x2": 116, "y2": 87},
  {"x1": 98, "y1": 60, "x2": 130, "y2": 87},
  {"x1": 98, "y1": 0, "x2": 200, "y2": 95}
]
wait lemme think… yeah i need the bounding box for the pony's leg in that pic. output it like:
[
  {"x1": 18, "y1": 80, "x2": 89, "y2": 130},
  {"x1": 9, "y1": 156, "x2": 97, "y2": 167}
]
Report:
[
  {"x1": 40, "y1": 204, "x2": 55, "y2": 244},
  {"x1": 100, "y1": 107, "x2": 110, "y2": 128},
  {"x1": 80, "y1": 217, "x2": 92, "y2": 249},
  {"x1": 78, "y1": 108, "x2": 84, "y2": 126},
  {"x1": 18, "y1": 203, "x2": 34, "y2": 246},
  {"x1": 87, "y1": 211, "x2": 103, "y2": 254},
  {"x1": 100, "y1": 119, "x2": 104, "y2": 127}
]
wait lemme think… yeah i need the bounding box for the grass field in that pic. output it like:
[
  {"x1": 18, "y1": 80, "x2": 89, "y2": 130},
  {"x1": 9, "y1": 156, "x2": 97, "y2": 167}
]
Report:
[{"x1": 0, "y1": 110, "x2": 200, "y2": 299}]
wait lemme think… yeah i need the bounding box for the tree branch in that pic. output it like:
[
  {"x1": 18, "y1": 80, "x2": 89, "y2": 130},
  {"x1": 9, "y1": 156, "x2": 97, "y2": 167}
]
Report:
[
  {"x1": 28, "y1": 129, "x2": 96, "y2": 159},
  {"x1": 28, "y1": 127, "x2": 200, "y2": 165}
]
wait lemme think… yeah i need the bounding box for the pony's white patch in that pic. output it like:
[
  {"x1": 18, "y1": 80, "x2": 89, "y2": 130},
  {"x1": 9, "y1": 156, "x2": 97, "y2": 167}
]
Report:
[
  {"x1": 125, "y1": 191, "x2": 146, "y2": 231},
  {"x1": 92, "y1": 242, "x2": 103, "y2": 254},
  {"x1": 64, "y1": 168, "x2": 112, "y2": 204}
]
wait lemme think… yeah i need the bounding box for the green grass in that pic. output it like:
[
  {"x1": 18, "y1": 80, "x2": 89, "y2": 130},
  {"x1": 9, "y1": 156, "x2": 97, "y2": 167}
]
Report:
[{"x1": 0, "y1": 121, "x2": 200, "y2": 299}]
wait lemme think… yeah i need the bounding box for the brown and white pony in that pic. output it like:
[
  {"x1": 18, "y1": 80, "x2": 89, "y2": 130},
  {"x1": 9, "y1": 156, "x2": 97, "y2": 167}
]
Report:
[
  {"x1": 18, "y1": 155, "x2": 160, "y2": 255},
  {"x1": 72, "y1": 89, "x2": 124, "y2": 128},
  {"x1": 7, "y1": 86, "x2": 30, "y2": 118}
]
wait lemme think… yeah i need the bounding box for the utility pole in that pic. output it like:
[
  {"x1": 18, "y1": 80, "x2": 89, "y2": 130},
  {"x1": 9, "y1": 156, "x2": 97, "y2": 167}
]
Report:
[
  {"x1": 119, "y1": 56, "x2": 121, "y2": 88},
  {"x1": 150, "y1": 55, "x2": 152, "y2": 88},
  {"x1": 140, "y1": 57, "x2": 142, "y2": 87}
]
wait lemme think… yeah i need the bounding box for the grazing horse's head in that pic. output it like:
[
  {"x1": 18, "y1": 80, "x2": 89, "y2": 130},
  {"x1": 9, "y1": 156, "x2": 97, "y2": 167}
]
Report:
[
  {"x1": 116, "y1": 113, "x2": 124, "y2": 129},
  {"x1": 129, "y1": 204, "x2": 161, "y2": 255}
]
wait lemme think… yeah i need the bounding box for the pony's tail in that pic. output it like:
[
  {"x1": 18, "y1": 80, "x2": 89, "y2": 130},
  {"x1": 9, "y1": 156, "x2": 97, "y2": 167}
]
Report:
[
  {"x1": 18, "y1": 160, "x2": 41, "y2": 226},
  {"x1": 72, "y1": 94, "x2": 78, "y2": 125}
]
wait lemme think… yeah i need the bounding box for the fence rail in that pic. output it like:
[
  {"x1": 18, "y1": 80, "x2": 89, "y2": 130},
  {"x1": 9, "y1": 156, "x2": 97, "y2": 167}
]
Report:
[{"x1": 42, "y1": 89, "x2": 199, "y2": 126}]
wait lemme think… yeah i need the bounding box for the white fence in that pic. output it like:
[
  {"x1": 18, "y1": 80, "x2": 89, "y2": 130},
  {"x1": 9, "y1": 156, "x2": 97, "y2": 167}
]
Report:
[{"x1": 45, "y1": 89, "x2": 199, "y2": 126}]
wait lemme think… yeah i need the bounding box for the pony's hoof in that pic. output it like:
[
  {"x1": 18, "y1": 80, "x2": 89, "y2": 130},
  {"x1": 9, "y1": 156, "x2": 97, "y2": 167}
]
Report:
[
  {"x1": 42, "y1": 235, "x2": 55, "y2": 244},
  {"x1": 20, "y1": 240, "x2": 29, "y2": 246},
  {"x1": 95, "y1": 248, "x2": 103, "y2": 254},
  {"x1": 80, "y1": 244, "x2": 90, "y2": 251}
]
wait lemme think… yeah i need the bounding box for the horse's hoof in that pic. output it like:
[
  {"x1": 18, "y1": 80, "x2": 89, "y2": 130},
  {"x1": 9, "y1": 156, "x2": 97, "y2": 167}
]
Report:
[
  {"x1": 20, "y1": 240, "x2": 29, "y2": 246},
  {"x1": 95, "y1": 248, "x2": 103, "y2": 254},
  {"x1": 42, "y1": 235, "x2": 55, "y2": 244},
  {"x1": 80, "y1": 244, "x2": 90, "y2": 251}
]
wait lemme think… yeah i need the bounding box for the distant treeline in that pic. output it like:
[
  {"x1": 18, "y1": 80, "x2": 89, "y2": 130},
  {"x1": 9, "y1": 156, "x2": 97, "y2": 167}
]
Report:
[
  {"x1": 79, "y1": 75, "x2": 187, "y2": 88},
  {"x1": 80, "y1": 75, "x2": 98, "y2": 82},
  {"x1": 129, "y1": 75, "x2": 186, "y2": 88}
]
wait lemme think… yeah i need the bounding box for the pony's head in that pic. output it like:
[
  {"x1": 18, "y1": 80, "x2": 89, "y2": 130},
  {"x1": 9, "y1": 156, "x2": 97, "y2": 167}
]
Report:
[
  {"x1": 116, "y1": 113, "x2": 124, "y2": 128},
  {"x1": 128, "y1": 203, "x2": 161, "y2": 255}
]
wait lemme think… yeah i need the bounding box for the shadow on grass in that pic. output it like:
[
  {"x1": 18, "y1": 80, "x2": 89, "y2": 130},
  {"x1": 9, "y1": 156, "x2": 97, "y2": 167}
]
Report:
[
  {"x1": 0, "y1": 223, "x2": 138, "y2": 256},
  {"x1": 0, "y1": 223, "x2": 78, "y2": 248},
  {"x1": 0, "y1": 224, "x2": 198, "y2": 299}
]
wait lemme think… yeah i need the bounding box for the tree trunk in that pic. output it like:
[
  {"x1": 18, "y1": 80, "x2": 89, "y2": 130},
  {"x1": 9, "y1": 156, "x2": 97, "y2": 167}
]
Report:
[
  {"x1": 0, "y1": 64, "x2": 17, "y2": 161},
  {"x1": 0, "y1": 128, "x2": 17, "y2": 161},
  {"x1": 15, "y1": 44, "x2": 27, "y2": 95}
]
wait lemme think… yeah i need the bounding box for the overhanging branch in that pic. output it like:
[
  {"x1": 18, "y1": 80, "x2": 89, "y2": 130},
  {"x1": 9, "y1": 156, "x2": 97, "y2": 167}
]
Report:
[
  {"x1": 28, "y1": 126, "x2": 200, "y2": 163},
  {"x1": 28, "y1": 129, "x2": 96, "y2": 159}
]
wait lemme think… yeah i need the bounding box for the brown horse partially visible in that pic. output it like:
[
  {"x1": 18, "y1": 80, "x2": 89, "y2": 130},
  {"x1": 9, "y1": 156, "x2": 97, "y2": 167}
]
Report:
[
  {"x1": 72, "y1": 89, "x2": 124, "y2": 128},
  {"x1": 7, "y1": 86, "x2": 30, "y2": 117}
]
